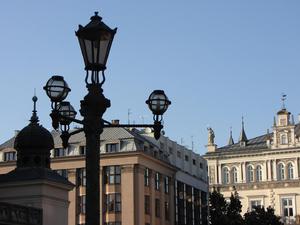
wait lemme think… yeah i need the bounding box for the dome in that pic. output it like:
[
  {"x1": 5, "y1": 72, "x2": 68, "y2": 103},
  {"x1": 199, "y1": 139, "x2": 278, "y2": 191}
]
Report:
[
  {"x1": 14, "y1": 96, "x2": 54, "y2": 168},
  {"x1": 14, "y1": 123, "x2": 54, "y2": 151},
  {"x1": 277, "y1": 108, "x2": 290, "y2": 115}
]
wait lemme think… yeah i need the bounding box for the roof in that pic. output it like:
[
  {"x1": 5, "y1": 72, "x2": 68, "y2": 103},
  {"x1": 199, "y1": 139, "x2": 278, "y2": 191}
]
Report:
[
  {"x1": 1, "y1": 127, "x2": 157, "y2": 149},
  {"x1": 206, "y1": 123, "x2": 300, "y2": 155}
]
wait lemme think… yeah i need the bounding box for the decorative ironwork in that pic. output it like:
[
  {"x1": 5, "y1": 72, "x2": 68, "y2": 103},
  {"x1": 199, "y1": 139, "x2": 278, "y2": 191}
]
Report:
[{"x1": 0, "y1": 202, "x2": 42, "y2": 225}]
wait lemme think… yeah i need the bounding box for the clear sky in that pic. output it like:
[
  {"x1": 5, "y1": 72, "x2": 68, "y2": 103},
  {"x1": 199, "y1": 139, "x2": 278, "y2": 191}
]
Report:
[{"x1": 0, "y1": 1, "x2": 300, "y2": 155}]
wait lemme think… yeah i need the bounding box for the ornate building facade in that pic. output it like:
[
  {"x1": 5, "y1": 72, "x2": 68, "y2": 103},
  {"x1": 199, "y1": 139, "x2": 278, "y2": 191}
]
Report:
[{"x1": 204, "y1": 104, "x2": 300, "y2": 224}]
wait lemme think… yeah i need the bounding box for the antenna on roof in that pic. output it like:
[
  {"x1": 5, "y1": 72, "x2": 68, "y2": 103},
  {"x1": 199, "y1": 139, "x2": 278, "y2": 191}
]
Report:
[
  {"x1": 180, "y1": 138, "x2": 184, "y2": 145},
  {"x1": 191, "y1": 135, "x2": 194, "y2": 151},
  {"x1": 128, "y1": 108, "x2": 132, "y2": 124},
  {"x1": 281, "y1": 93, "x2": 287, "y2": 109},
  {"x1": 139, "y1": 115, "x2": 147, "y2": 124}
]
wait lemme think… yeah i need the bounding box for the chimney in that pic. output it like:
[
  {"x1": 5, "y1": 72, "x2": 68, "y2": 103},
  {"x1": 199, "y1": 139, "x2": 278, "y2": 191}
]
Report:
[{"x1": 111, "y1": 119, "x2": 120, "y2": 125}]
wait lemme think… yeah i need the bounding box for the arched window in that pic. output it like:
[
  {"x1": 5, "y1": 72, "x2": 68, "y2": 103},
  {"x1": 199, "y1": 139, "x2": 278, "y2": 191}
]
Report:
[
  {"x1": 278, "y1": 163, "x2": 285, "y2": 180},
  {"x1": 281, "y1": 134, "x2": 288, "y2": 145},
  {"x1": 287, "y1": 163, "x2": 294, "y2": 180},
  {"x1": 256, "y1": 165, "x2": 262, "y2": 182},
  {"x1": 232, "y1": 167, "x2": 238, "y2": 183},
  {"x1": 247, "y1": 165, "x2": 254, "y2": 182},
  {"x1": 223, "y1": 167, "x2": 229, "y2": 184}
]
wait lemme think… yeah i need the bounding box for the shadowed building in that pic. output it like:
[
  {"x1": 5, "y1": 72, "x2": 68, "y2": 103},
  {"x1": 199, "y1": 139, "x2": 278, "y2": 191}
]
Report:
[
  {"x1": 0, "y1": 123, "x2": 208, "y2": 225},
  {"x1": 0, "y1": 96, "x2": 74, "y2": 225}
]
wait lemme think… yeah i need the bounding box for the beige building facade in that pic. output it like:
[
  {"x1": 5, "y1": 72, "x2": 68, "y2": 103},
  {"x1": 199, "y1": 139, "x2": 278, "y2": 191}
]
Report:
[
  {"x1": 0, "y1": 127, "x2": 208, "y2": 225},
  {"x1": 204, "y1": 105, "x2": 300, "y2": 224}
]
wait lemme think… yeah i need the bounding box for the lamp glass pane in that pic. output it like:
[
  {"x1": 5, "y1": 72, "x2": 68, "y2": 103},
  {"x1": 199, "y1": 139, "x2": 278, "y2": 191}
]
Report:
[
  {"x1": 48, "y1": 79, "x2": 66, "y2": 100},
  {"x1": 78, "y1": 38, "x2": 88, "y2": 66},
  {"x1": 99, "y1": 32, "x2": 111, "y2": 65},
  {"x1": 84, "y1": 39, "x2": 93, "y2": 65}
]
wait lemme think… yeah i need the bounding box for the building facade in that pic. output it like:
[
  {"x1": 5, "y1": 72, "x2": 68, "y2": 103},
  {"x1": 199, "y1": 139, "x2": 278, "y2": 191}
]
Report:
[
  {"x1": 0, "y1": 126, "x2": 208, "y2": 225},
  {"x1": 204, "y1": 105, "x2": 300, "y2": 224}
]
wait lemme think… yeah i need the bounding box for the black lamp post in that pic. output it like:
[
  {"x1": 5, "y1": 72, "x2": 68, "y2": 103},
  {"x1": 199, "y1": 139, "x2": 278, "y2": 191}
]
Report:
[{"x1": 44, "y1": 12, "x2": 171, "y2": 225}]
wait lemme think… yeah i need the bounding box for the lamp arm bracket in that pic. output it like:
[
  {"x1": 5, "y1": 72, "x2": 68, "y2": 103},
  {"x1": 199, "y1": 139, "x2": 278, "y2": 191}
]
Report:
[
  {"x1": 69, "y1": 128, "x2": 84, "y2": 136},
  {"x1": 104, "y1": 124, "x2": 155, "y2": 128},
  {"x1": 59, "y1": 115, "x2": 84, "y2": 125}
]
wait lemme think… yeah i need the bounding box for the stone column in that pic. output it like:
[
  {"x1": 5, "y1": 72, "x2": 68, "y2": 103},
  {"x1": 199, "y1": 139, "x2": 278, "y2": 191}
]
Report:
[
  {"x1": 267, "y1": 160, "x2": 272, "y2": 181},
  {"x1": 214, "y1": 164, "x2": 218, "y2": 184},
  {"x1": 242, "y1": 162, "x2": 246, "y2": 183},
  {"x1": 272, "y1": 160, "x2": 277, "y2": 180},
  {"x1": 264, "y1": 161, "x2": 268, "y2": 181},
  {"x1": 239, "y1": 163, "x2": 243, "y2": 183},
  {"x1": 218, "y1": 165, "x2": 222, "y2": 184},
  {"x1": 295, "y1": 158, "x2": 299, "y2": 179}
]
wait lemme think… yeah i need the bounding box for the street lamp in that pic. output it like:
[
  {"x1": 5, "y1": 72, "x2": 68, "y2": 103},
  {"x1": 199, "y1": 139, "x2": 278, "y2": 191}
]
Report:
[{"x1": 44, "y1": 12, "x2": 171, "y2": 225}]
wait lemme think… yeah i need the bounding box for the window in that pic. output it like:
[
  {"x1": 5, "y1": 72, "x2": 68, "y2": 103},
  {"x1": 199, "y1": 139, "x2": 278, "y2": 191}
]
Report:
[
  {"x1": 247, "y1": 165, "x2": 254, "y2": 182},
  {"x1": 200, "y1": 163, "x2": 203, "y2": 169},
  {"x1": 278, "y1": 163, "x2": 285, "y2": 180},
  {"x1": 106, "y1": 143, "x2": 119, "y2": 153},
  {"x1": 55, "y1": 169, "x2": 68, "y2": 178},
  {"x1": 281, "y1": 134, "x2": 288, "y2": 144},
  {"x1": 185, "y1": 155, "x2": 189, "y2": 161},
  {"x1": 105, "y1": 193, "x2": 121, "y2": 213},
  {"x1": 280, "y1": 119, "x2": 287, "y2": 126},
  {"x1": 192, "y1": 159, "x2": 196, "y2": 165},
  {"x1": 4, "y1": 151, "x2": 16, "y2": 161},
  {"x1": 145, "y1": 195, "x2": 150, "y2": 214},
  {"x1": 104, "y1": 166, "x2": 121, "y2": 184},
  {"x1": 165, "y1": 202, "x2": 170, "y2": 220},
  {"x1": 77, "y1": 168, "x2": 86, "y2": 186},
  {"x1": 222, "y1": 167, "x2": 229, "y2": 184},
  {"x1": 250, "y1": 200, "x2": 262, "y2": 210},
  {"x1": 155, "y1": 199, "x2": 160, "y2": 217},
  {"x1": 232, "y1": 167, "x2": 238, "y2": 183},
  {"x1": 164, "y1": 176, "x2": 169, "y2": 194},
  {"x1": 256, "y1": 165, "x2": 262, "y2": 182},
  {"x1": 79, "y1": 195, "x2": 86, "y2": 214},
  {"x1": 54, "y1": 148, "x2": 66, "y2": 157},
  {"x1": 155, "y1": 172, "x2": 160, "y2": 190},
  {"x1": 287, "y1": 163, "x2": 294, "y2": 180},
  {"x1": 79, "y1": 146, "x2": 85, "y2": 155},
  {"x1": 144, "y1": 168, "x2": 150, "y2": 186},
  {"x1": 168, "y1": 147, "x2": 173, "y2": 154},
  {"x1": 177, "y1": 151, "x2": 181, "y2": 158},
  {"x1": 282, "y1": 198, "x2": 294, "y2": 219}
]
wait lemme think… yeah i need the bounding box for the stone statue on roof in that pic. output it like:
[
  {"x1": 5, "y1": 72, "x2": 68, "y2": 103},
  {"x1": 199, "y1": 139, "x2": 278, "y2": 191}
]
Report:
[{"x1": 207, "y1": 127, "x2": 215, "y2": 145}]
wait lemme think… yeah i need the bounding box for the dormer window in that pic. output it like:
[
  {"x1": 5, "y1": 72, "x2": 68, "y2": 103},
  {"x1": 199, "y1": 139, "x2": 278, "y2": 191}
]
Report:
[
  {"x1": 106, "y1": 143, "x2": 119, "y2": 153},
  {"x1": 4, "y1": 151, "x2": 17, "y2": 161}
]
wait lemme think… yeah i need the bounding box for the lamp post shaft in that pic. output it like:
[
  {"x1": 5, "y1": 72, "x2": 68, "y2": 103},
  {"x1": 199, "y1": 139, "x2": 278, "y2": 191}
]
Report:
[{"x1": 80, "y1": 84, "x2": 110, "y2": 225}]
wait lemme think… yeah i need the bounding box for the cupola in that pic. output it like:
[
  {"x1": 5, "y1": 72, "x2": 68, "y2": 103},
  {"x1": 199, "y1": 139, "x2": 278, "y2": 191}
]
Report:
[{"x1": 14, "y1": 95, "x2": 54, "y2": 168}]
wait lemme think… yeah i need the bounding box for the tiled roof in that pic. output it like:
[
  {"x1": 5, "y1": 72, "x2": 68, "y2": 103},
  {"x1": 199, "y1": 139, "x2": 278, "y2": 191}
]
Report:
[{"x1": 1, "y1": 127, "x2": 154, "y2": 149}]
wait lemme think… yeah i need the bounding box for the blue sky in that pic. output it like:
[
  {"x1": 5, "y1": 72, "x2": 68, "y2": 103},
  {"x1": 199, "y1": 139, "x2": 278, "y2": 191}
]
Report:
[{"x1": 0, "y1": 1, "x2": 300, "y2": 155}]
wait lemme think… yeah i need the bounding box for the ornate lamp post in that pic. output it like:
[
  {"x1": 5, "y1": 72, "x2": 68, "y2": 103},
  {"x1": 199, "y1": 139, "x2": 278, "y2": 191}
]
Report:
[{"x1": 44, "y1": 12, "x2": 171, "y2": 225}]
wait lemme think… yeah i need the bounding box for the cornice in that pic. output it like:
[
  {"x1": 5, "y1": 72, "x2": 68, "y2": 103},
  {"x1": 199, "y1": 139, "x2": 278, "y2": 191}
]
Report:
[
  {"x1": 211, "y1": 179, "x2": 300, "y2": 192},
  {"x1": 204, "y1": 147, "x2": 300, "y2": 160}
]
